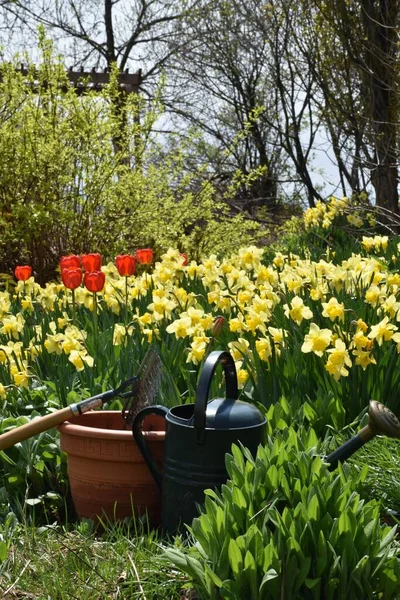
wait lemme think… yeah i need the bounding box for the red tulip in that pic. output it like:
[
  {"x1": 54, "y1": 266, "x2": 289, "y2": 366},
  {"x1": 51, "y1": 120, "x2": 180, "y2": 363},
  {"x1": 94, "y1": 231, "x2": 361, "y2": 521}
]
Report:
[
  {"x1": 212, "y1": 315, "x2": 226, "y2": 338},
  {"x1": 116, "y1": 254, "x2": 136, "y2": 277},
  {"x1": 135, "y1": 248, "x2": 153, "y2": 265},
  {"x1": 180, "y1": 253, "x2": 188, "y2": 266},
  {"x1": 62, "y1": 267, "x2": 82, "y2": 290},
  {"x1": 60, "y1": 255, "x2": 81, "y2": 271},
  {"x1": 81, "y1": 253, "x2": 102, "y2": 272},
  {"x1": 15, "y1": 265, "x2": 32, "y2": 281},
  {"x1": 84, "y1": 271, "x2": 105, "y2": 293}
]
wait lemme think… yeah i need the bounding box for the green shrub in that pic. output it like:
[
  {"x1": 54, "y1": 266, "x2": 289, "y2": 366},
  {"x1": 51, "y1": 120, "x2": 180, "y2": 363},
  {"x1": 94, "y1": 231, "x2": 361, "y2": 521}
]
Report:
[
  {"x1": 0, "y1": 33, "x2": 261, "y2": 283},
  {"x1": 166, "y1": 431, "x2": 400, "y2": 599}
]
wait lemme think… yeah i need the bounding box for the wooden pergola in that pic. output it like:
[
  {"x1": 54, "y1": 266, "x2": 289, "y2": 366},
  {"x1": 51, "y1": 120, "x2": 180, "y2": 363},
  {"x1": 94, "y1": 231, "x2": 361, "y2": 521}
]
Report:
[{"x1": 0, "y1": 64, "x2": 142, "y2": 94}]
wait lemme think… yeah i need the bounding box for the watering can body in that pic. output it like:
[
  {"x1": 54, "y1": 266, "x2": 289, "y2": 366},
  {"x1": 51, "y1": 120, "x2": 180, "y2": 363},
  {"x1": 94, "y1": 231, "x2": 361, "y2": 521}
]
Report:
[{"x1": 132, "y1": 350, "x2": 266, "y2": 534}]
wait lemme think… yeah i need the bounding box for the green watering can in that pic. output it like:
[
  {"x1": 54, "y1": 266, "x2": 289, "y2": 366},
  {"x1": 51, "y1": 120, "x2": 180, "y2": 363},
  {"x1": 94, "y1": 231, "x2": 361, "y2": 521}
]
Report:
[{"x1": 132, "y1": 350, "x2": 266, "y2": 533}]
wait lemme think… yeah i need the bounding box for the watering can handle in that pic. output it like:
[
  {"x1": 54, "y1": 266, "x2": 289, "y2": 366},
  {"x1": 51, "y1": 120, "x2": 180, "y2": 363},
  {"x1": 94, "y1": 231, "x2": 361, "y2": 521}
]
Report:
[
  {"x1": 194, "y1": 350, "x2": 238, "y2": 444},
  {"x1": 132, "y1": 405, "x2": 168, "y2": 490}
]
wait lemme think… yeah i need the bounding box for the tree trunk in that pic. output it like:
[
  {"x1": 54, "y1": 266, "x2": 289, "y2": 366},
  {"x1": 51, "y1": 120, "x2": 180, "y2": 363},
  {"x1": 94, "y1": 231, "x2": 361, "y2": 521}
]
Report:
[{"x1": 362, "y1": 0, "x2": 399, "y2": 218}]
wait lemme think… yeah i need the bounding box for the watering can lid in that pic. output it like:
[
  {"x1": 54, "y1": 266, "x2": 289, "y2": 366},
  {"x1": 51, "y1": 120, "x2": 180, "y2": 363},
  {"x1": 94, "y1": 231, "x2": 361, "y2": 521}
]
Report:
[{"x1": 204, "y1": 397, "x2": 266, "y2": 430}]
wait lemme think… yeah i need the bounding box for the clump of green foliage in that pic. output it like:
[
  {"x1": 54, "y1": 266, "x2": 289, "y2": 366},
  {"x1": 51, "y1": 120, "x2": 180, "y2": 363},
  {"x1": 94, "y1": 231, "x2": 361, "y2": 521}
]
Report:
[
  {"x1": 0, "y1": 32, "x2": 261, "y2": 283},
  {"x1": 167, "y1": 430, "x2": 400, "y2": 599}
]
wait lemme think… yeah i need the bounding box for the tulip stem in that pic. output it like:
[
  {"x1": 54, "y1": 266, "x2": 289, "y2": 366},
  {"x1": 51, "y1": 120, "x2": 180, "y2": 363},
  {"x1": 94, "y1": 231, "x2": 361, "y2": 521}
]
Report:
[
  {"x1": 71, "y1": 288, "x2": 76, "y2": 325},
  {"x1": 93, "y1": 292, "x2": 98, "y2": 338},
  {"x1": 125, "y1": 276, "x2": 129, "y2": 322}
]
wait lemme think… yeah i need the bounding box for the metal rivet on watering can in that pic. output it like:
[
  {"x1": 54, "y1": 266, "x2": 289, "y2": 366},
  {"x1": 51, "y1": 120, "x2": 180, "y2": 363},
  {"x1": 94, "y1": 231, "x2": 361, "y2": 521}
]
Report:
[{"x1": 132, "y1": 350, "x2": 266, "y2": 534}]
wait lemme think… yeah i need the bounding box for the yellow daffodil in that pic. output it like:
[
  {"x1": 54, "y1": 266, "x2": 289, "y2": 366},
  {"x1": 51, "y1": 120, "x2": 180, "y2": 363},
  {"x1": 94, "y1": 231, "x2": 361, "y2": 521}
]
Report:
[
  {"x1": 44, "y1": 333, "x2": 64, "y2": 355},
  {"x1": 68, "y1": 350, "x2": 94, "y2": 371},
  {"x1": 237, "y1": 245, "x2": 264, "y2": 270},
  {"x1": 228, "y1": 338, "x2": 250, "y2": 361},
  {"x1": 321, "y1": 297, "x2": 345, "y2": 322},
  {"x1": 166, "y1": 316, "x2": 193, "y2": 339},
  {"x1": 284, "y1": 296, "x2": 313, "y2": 325},
  {"x1": 21, "y1": 296, "x2": 34, "y2": 312},
  {"x1": 237, "y1": 368, "x2": 249, "y2": 388},
  {"x1": 186, "y1": 336, "x2": 210, "y2": 365},
  {"x1": 1, "y1": 314, "x2": 25, "y2": 339},
  {"x1": 351, "y1": 330, "x2": 370, "y2": 350},
  {"x1": 268, "y1": 327, "x2": 285, "y2": 345},
  {"x1": 347, "y1": 214, "x2": 363, "y2": 228},
  {"x1": 11, "y1": 368, "x2": 29, "y2": 388},
  {"x1": 353, "y1": 349, "x2": 376, "y2": 370},
  {"x1": 325, "y1": 339, "x2": 352, "y2": 381},
  {"x1": 368, "y1": 316, "x2": 397, "y2": 346},
  {"x1": 113, "y1": 324, "x2": 128, "y2": 346},
  {"x1": 229, "y1": 316, "x2": 246, "y2": 333},
  {"x1": 301, "y1": 323, "x2": 332, "y2": 356},
  {"x1": 256, "y1": 337, "x2": 272, "y2": 362},
  {"x1": 0, "y1": 292, "x2": 11, "y2": 318}
]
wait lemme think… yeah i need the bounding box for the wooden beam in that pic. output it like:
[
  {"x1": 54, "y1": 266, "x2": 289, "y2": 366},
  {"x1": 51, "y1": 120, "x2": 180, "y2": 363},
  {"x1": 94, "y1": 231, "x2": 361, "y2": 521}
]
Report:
[{"x1": 0, "y1": 64, "x2": 142, "y2": 94}]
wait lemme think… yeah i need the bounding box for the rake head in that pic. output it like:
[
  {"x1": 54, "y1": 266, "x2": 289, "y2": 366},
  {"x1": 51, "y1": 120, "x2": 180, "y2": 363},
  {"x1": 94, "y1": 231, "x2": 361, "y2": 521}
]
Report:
[{"x1": 121, "y1": 345, "x2": 164, "y2": 426}]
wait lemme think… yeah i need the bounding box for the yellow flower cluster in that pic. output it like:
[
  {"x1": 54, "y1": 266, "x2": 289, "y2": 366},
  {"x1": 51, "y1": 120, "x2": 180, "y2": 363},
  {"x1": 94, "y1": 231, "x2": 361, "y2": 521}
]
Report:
[
  {"x1": 44, "y1": 323, "x2": 94, "y2": 371},
  {"x1": 361, "y1": 235, "x2": 389, "y2": 253},
  {"x1": 303, "y1": 196, "x2": 366, "y2": 231},
  {"x1": 2, "y1": 242, "x2": 400, "y2": 400}
]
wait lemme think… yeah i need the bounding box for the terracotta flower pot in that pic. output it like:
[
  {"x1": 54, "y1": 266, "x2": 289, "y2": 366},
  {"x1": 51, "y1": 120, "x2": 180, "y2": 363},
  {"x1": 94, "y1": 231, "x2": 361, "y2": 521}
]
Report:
[{"x1": 58, "y1": 410, "x2": 165, "y2": 524}]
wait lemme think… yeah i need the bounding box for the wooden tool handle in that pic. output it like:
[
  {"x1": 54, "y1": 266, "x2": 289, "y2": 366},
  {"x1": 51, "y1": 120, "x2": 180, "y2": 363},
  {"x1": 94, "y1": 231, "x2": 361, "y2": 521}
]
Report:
[{"x1": 0, "y1": 406, "x2": 73, "y2": 451}]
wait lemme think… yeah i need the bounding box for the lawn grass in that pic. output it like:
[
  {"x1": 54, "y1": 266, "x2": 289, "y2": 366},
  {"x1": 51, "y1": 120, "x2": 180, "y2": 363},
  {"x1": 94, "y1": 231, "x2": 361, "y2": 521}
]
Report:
[{"x1": 0, "y1": 519, "x2": 188, "y2": 600}]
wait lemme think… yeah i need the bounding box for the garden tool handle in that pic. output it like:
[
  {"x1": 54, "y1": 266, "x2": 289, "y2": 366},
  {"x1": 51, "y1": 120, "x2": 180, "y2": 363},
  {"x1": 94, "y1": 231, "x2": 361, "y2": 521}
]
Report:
[
  {"x1": 132, "y1": 405, "x2": 168, "y2": 490},
  {"x1": 0, "y1": 403, "x2": 94, "y2": 451},
  {"x1": 193, "y1": 350, "x2": 238, "y2": 444},
  {"x1": 0, "y1": 376, "x2": 141, "y2": 452},
  {"x1": 0, "y1": 391, "x2": 117, "y2": 451}
]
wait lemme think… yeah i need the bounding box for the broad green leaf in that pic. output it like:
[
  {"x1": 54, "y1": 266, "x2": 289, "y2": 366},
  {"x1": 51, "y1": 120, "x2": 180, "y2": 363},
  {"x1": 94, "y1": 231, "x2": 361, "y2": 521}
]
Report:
[
  {"x1": 220, "y1": 579, "x2": 242, "y2": 600},
  {"x1": 232, "y1": 487, "x2": 247, "y2": 509},
  {"x1": 228, "y1": 538, "x2": 243, "y2": 577},
  {"x1": 244, "y1": 550, "x2": 258, "y2": 599},
  {"x1": 204, "y1": 564, "x2": 223, "y2": 588},
  {"x1": 307, "y1": 494, "x2": 320, "y2": 522}
]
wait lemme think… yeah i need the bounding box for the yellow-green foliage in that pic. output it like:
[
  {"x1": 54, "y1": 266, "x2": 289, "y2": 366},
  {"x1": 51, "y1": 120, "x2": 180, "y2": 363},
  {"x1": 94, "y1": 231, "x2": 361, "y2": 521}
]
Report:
[{"x1": 0, "y1": 34, "x2": 260, "y2": 282}]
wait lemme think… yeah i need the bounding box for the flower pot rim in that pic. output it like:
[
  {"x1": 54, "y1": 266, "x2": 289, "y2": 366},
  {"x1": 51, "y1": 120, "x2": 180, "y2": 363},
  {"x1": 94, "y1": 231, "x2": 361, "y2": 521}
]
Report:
[{"x1": 58, "y1": 410, "x2": 165, "y2": 442}]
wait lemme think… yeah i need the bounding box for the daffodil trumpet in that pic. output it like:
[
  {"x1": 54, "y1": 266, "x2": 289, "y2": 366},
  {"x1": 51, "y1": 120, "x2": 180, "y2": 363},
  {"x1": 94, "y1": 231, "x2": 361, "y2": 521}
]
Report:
[{"x1": 326, "y1": 400, "x2": 400, "y2": 470}]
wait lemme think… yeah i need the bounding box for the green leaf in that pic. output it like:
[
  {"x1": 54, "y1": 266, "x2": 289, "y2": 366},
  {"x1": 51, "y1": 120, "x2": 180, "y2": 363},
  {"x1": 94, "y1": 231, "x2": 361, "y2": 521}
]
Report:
[
  {"x1": 204, "y1": 564, "x2": 223, "y2": 588},
  {"x1": 232, "y1": 487, "x2": 247, "y2": 509},
  {"x1": 265, "y1": 464, "x2": 278, "y2": 488},
  {"x1": 379, "y1": 526, "x2": 398, "y2": 551},
  {"x1": 259, "y1": 569, "x2": 279, "y2": 594},
  {"x1": 228, "y1": 538, "x2": 243, "y2": 577},
  {"x1": 0, "y1": 541, "x2": 8, "y2": 562},
  {"x1": 220, "y1": 579, "x2": 242, "y2": 600},
  {"x1": 307, "y1": 494, "x2": 320, "y2": 522},
  {"x1": 315, "y1": 530, "x2": 328, "y2": 577},
  {"x1": 244, "y1": 550, "x2": 258, "y2": 599},
  {"x1": 305, "y1": 577, "x2": 321, "y2": 590},
  {"x1": 338, "y1": 510, "x2": 351, "y2": 535}
]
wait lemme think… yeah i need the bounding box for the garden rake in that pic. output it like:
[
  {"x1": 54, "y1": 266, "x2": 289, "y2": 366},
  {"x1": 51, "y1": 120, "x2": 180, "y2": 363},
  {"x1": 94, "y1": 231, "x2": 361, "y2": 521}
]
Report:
[{"x1": 0, "y1": 345, "x2": 164, "y2": 452}]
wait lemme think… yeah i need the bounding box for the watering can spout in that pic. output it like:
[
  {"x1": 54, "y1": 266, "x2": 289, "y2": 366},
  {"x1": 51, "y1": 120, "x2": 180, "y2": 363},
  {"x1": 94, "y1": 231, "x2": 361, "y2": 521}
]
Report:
[{"x1": 326, "y1": 400, "x2": 400, "y2": 470}]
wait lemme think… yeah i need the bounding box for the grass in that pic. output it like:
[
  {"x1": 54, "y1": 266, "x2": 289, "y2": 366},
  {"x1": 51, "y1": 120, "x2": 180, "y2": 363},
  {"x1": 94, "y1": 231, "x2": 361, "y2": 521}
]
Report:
[
  {"x1": 0, "y1": 519, "x2": 188, "y2": 600},
  {"x1": 349, "y1": 435, "x2": 400, "y2": 514}
]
